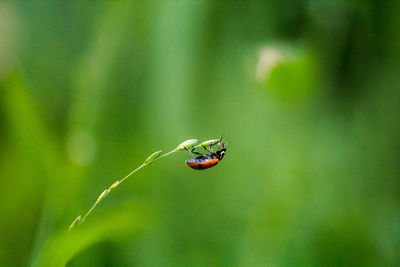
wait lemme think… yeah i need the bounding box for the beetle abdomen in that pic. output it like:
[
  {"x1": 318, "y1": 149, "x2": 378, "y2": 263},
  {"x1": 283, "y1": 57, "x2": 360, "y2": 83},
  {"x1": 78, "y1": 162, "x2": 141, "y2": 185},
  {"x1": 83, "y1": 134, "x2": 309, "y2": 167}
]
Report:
[{"x1": 186, "y1": 158, "x2": 219, "y2": 170}]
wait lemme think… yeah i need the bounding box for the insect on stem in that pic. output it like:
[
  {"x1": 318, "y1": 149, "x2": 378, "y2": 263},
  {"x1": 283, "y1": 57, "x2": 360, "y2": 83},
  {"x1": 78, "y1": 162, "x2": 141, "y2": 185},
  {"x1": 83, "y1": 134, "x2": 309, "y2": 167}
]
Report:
[{"x1": 68, "y1": 138, "x2": 201, "y2": 231}]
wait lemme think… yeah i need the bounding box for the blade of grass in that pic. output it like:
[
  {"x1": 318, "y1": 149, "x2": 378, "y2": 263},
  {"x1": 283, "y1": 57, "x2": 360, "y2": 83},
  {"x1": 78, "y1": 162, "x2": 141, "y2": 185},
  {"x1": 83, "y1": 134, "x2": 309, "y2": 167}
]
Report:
[{"x1": 69, "y1": 138, "x2": 199, "y2": 230}]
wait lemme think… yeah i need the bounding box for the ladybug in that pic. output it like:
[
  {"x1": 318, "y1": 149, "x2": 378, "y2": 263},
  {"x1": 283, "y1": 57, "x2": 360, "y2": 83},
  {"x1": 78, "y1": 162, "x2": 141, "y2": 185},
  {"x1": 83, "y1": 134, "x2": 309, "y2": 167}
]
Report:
[{"x1": 185, "y1": 137, "x2": 226, "y2": 170}]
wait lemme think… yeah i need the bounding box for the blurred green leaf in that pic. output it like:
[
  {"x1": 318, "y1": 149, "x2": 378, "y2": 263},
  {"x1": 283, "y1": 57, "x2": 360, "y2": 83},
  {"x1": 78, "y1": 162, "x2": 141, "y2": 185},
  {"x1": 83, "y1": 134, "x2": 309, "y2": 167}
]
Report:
[{"x1": 32, "y1": 202, "x2": 150, "y2": 266}]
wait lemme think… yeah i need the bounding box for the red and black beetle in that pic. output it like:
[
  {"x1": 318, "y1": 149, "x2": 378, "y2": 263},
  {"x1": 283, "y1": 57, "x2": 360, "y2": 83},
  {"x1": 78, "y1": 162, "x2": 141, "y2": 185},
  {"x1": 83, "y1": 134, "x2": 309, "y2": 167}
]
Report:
[{"x1": 185, "y1": 136, "x2": 226, "y2": 170}]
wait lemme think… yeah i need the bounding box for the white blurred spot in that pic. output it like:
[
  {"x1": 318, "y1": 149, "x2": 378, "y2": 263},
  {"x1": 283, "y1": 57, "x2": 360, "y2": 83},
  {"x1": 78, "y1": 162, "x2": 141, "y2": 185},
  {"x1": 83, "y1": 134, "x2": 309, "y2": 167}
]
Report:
[
  {"x1": 67, "y1": 130, "x2": 96, "y2": 166},
  {"x1": 255, "y1": 47, "x2": 283, "y2": 83}
]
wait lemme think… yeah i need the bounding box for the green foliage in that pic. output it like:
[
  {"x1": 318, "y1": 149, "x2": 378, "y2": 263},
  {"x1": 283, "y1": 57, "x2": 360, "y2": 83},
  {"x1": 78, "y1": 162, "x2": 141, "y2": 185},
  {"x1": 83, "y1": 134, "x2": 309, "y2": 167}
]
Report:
[
  {"x1": 0, "y1": 0, "x2": 400, "y2": 265},
  {"x1": 34, "y1": 202, "x2": 150, "y2": 266}
]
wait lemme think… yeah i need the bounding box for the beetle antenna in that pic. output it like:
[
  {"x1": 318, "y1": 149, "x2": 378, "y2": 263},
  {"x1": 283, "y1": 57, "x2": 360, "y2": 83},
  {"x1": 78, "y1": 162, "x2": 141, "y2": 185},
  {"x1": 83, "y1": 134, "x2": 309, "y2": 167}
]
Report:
[{"x1": 218, "y1": 136, "x2": 226, "y2": 148}]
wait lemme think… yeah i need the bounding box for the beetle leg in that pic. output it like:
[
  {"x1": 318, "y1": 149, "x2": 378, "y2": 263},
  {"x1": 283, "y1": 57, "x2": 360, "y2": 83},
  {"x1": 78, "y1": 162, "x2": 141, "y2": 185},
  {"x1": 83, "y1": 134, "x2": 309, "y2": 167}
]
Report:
[
  {"x1": 191, "y1": 147, "x2": 203, "y2": 156},
  {"x1": 204, "y1": 144, "x2": 214, "y2": 153},
  {"x1": 184, "y1": 146, "x2": 202, "y2": 156},
  {"x1": 218, "y1": 136, "x2": 224, "y2": 147},
  {"x1": 184, "y1": 146, "x2": 194, "y2": 157}
]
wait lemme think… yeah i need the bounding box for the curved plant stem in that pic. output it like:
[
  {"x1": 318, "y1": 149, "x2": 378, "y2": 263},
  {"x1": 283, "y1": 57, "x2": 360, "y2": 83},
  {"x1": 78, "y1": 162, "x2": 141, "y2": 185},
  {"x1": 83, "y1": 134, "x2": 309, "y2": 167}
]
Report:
[
  {"x1": 80, "y1": 162, "x2": 147, "y2": 224},
  {"x1": 69, "y1": 139, "x2": 199, "y2": 231}
]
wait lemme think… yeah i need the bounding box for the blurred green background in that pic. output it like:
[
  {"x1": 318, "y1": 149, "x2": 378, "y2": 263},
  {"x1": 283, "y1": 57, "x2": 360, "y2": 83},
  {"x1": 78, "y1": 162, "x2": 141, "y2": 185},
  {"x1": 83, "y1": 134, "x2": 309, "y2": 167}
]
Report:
[{"x1": 1, "y1": 1, "x2": 400, "y2": 265}]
